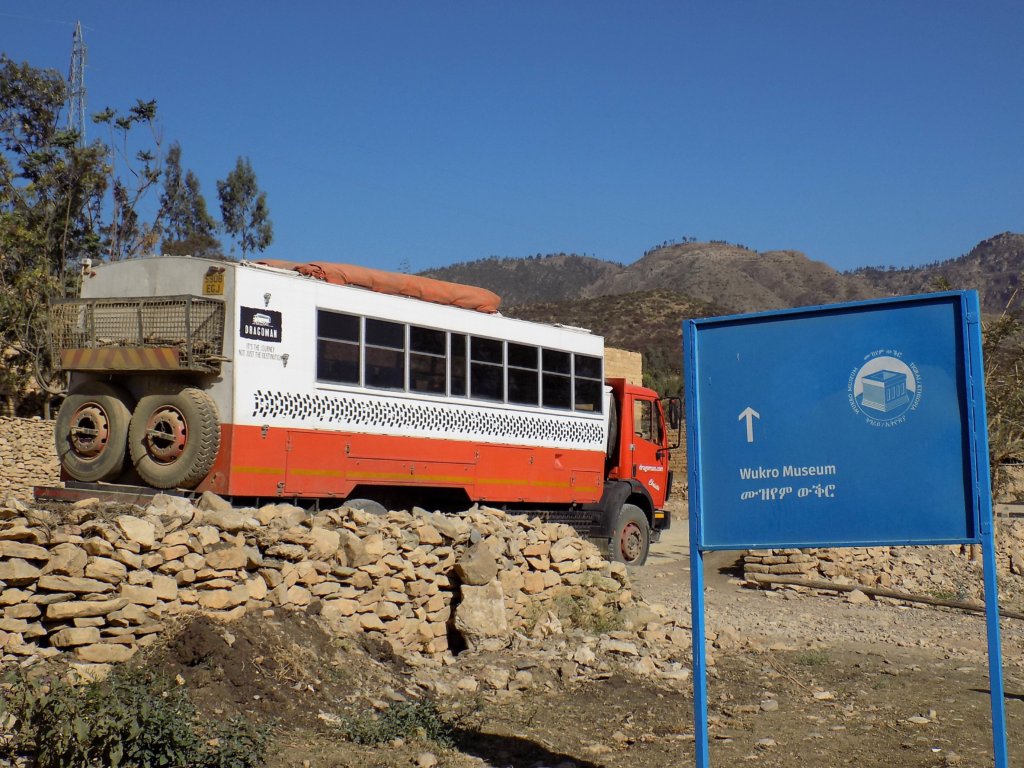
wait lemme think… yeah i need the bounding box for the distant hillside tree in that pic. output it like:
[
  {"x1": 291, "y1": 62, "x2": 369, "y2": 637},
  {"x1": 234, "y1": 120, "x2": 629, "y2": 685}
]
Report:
[
  {"x1": 158, "y1": 142, "x2": 221, "y2": 258},
  {"x1": 982, "y1": 300, "x2": 1024, "y2": 504},
  {"x1": 217, "y1": 157, "x2": 272, "y2": 258}
]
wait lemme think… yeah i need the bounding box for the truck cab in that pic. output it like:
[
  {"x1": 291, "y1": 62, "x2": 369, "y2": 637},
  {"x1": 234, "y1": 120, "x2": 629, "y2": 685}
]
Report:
[{"x1": 596, "y1": 378, "x2": 677, "y2": 564}]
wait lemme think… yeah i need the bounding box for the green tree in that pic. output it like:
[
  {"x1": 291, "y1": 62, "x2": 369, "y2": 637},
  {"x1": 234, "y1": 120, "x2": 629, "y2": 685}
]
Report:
[
  {"x1": 216, "y1": 156, "x2": 272, "y2": 258},
  {"x1": 0, "y1": 55, "x2": 161, "y2": 412},
  {"x1": 0, "y1": 55, "x2": 107, "y2": 412},
  {"x1": 158, "y1": 141, "x2": 221, "y2": 258},
  {"x1": 92, "y1": 99, "x2": 161, "y2": 261}
]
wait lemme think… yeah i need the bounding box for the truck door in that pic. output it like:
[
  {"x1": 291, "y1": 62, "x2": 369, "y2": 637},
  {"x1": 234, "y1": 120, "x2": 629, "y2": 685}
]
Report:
[{"x1": 629, "y1": 395, "x2": 669, "y2": 507}]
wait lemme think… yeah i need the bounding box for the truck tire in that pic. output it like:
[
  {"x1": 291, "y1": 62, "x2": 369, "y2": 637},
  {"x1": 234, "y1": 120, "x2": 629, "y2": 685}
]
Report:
[
  {"x1": 611, "y1": 503, "x2": 650, "y2": 566},
  {"x1": 129, "y1": 388, "x2": 220, "y2": 489},
  {"x1": 344, "y1": 498, "x2": 389, "y2": 516},
  {"x1": 54, "y1": 381, "x2": 133, "y2": 483}
]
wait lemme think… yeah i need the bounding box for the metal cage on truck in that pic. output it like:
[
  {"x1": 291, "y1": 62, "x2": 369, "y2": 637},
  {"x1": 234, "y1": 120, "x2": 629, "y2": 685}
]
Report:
[{"x1": 50, "y1": 295, "x2": 226, "y2": 373}]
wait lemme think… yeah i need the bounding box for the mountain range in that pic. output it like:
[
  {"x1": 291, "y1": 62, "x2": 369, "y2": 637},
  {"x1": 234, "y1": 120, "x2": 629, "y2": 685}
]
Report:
[
  {"x1": 421, "y1": 232, "x2": 1024, "y2": 393},
  {"x1": 424, "y1": 232, "x2": 1024, "y2": 316}
]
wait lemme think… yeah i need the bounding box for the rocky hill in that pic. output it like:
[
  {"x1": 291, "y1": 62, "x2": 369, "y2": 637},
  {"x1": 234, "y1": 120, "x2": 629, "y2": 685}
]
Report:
[
  {"x1": 424, "y1": 233, "x2": 1024, "y2": 316},
  {"x1": 586, "y1": 242, "x2": 879, "y2": 312},
  {"x1": 850, "y1": 232, "x2": 1024, "y2": 312}
]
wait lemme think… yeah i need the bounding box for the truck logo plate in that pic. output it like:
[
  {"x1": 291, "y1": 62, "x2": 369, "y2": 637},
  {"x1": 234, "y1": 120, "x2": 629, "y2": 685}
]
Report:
[{"x1": 241, "y1": 306, "x2": 282, "y2": 342}]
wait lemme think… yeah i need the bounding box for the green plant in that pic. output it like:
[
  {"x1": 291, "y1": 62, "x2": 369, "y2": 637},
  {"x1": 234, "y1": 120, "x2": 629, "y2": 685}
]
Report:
[
  {"x1": 551, "y1": 592, "x2": 624, "y2": 634},
  {"x1": 791, "y1": 649, "x2": 830, "y2": 667},
  {"x1": 0, "y1": 666, "x2": 197, "y2": 768},
  {"x1": 339, "y1": 700, "x2": 454, "y2": 748},
  {"x1": 200, "y1": 716, "x2": 270, "y2": 768},
  {"x1": 0, "y1": 666, "x2": 268, "y2": 768}
]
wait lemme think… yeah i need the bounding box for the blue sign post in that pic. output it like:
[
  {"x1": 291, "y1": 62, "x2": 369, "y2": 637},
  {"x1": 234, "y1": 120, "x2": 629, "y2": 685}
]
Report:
[{"x1": 684, "y1": 291, "x2": 1008, "y2": 767}]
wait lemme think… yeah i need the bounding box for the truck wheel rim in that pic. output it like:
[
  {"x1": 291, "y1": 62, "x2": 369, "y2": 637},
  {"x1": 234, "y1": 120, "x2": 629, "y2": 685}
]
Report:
[
  {"x1": 620, "y1": 522, "x2": 643, "y2": 562},
  {"x1": 68, "y1": 403, "x2": 109, "y2": 458},
  {"x1": 143, "y1": 406, "x2": 187, "y2": 463}
]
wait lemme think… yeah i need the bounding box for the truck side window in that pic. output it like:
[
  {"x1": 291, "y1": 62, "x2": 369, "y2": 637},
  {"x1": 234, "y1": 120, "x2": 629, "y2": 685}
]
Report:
[
  {"x1": 450, "y1": 333, "x2": 467, "y2": 396},
  {"x1": 365, "y1": 318, "x2": 405, "y2": 390},
  {"x1": 573, "y1": 354, "x2": 603, "y2": 413},
  {"x1": 317, "y1": 310, "x2": 360, "y2": 385},
  {"x1": 542, "y1": 349, "x2": 571, "y2": 410},
  {"x1": 635, "y1": 399, "x2": 655, "y2": 442},
  {"x1": 508, "y1": 343, "x2": 539, "y2": 406},
  {"x1": 410, "y1": 326, "x2": 446, "y2": 395},
  {"x1": 471, "y1": 336, "x2": 504, "y2": 401}
]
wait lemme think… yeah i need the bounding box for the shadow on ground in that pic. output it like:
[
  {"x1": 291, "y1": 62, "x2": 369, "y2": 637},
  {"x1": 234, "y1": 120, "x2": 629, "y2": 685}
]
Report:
[{"x1": 454, "y1": 729, "x2": 602, "y2": 768}]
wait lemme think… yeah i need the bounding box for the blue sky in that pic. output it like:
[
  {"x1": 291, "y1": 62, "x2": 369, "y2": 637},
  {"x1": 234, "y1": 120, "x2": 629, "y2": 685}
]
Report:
[{"x1": 2, "y1": 2, "x2": 1022, "y2": 273}]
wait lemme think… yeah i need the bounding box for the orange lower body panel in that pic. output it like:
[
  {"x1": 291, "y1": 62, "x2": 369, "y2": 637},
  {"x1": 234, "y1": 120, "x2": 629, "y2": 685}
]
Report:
[{"x1": 197, "y1": 424, "x2": 605, "y2": 504}]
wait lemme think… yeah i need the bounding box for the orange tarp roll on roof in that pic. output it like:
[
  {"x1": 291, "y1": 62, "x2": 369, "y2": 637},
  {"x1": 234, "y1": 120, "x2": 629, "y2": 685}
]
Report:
[{"x1": 255, "y1": 260, "x2": 501, "y2": 314}]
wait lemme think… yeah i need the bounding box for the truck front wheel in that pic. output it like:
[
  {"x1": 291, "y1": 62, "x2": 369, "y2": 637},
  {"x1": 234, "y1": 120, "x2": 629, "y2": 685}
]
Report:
[{"x1": 611, "y1": 503, "x2": 650, "y2": 566}]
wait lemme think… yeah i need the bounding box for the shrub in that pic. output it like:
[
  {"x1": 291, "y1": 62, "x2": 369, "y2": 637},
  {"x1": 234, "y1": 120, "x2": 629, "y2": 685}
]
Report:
[
  {"x1": 0, "y1": 666, "x2": 268, "y2": 768},
  {"x1": 339, "y1": 700, "x2": 454, "y2": 748}
]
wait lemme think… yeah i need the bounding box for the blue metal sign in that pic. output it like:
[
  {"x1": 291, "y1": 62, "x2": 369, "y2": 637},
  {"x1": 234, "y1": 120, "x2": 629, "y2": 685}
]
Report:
[
  {"x1": 683, "y1": 291, "x2": 1008, "y2": 768},
  {"x1": 686, "y1": 291, "x2": 981, "y2": 549}
]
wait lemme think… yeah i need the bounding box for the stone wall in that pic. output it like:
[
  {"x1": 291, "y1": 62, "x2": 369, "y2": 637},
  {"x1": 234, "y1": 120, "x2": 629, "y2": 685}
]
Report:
[
  {"x1": 743, "y1": 520, "x2": 1024, "y2": 601},
  {"x1": 0, "y1": 418, "x2": 59, "y2": 502},
  {"x1": 605, "y1": 346, "x2": 643, "y2": 386},
  {"x1": 0, "y1": 493, "x2": 636, "y2": 672}
]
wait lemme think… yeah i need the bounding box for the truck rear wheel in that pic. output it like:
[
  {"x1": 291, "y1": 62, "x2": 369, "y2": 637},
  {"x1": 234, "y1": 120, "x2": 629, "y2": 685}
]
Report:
[
  {"x1": 611, "y1": 503, "x2": 650, "y2": 566},
  {"x1": 54, "y1": 382, "x2": 133, "y2": 483},
  {"x1": 129, "y1": 388, "x2": 220, "y2": 489}
]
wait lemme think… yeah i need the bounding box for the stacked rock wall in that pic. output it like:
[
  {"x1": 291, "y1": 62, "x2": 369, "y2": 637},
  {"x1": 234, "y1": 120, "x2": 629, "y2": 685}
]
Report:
[
  {"x1": 743, "y1": 520, "x2": 1024, "y2": 601},
  {"x1": 742, "y1": 548, "x2": 818, "y2": 577},
  {"x1": 0, "y1": 418, "x2": 59, "y2": 502},
  {"x1": 0, "y1": 493, "x2": 633, "y2": 671},
  {"x1": 604, "y1": 347, "x2": 643, "y2": 386}
]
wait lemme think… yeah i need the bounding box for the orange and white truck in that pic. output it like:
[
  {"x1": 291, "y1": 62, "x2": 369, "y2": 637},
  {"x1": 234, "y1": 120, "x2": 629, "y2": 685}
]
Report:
[{"x1": 47, "y1": 256, "x2": 677, "y2": 563}]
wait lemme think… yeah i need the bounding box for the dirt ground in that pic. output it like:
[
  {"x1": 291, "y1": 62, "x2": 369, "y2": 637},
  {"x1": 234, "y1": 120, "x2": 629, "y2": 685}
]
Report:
[{"x1": 138, "y1": 502, "x2": 1024, "y2": 768}]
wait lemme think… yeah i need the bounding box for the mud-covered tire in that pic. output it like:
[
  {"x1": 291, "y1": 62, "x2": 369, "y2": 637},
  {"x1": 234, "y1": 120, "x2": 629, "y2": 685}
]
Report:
[
  {"x1": 54, "y1": 381, "x2": 133, "y2": 482},
  {"x1": 129, "y1": 388, "x2": 220, "y2": 489},
  {"x1": 611, "y1": 503, "x2": 650, "y2": 566},
  {"x1": 344, "y1": 498, "x2": 388, "y2": 516}
]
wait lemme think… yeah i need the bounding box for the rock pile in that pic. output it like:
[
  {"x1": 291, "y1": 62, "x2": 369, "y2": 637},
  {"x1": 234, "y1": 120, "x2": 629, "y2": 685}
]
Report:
[
  {"x1": 741, "y1": 549, "x2": 817, "y2": 578},
  {"x1": 0, "y1": 418, "x2": 59, "y2": 501},
  {"x1": 0, "y1": 492, "x2": 643, "y2": 673},
  {"x1": 743, "y1": 519, "x2": 1024, "y2": 603}
]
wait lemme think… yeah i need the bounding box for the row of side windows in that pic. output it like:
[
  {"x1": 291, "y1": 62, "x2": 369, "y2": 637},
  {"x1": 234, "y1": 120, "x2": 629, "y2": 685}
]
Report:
[{"x1": 316, "y1": 310, "x2": 603, "y2": 413}]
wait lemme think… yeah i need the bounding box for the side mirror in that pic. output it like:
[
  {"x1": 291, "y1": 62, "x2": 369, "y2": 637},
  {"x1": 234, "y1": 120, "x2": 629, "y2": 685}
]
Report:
[
  {"x1": 666, "y1": 398, "x2": 682, "y2": 430},
  {"x1": 661, "y1": 396, "x2": 683, "y2": 451}
]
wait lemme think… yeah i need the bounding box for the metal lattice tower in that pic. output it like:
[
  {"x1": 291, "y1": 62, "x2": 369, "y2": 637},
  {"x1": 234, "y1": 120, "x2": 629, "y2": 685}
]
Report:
[{"x1": 67, "y1": 21, "x2": 86, "y2": 145}]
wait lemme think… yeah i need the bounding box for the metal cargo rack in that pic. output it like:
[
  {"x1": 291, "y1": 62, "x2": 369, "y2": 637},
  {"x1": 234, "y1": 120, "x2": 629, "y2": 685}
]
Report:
[{"x1": 50, "y1": 295, "x2": 226, "y2": 373}]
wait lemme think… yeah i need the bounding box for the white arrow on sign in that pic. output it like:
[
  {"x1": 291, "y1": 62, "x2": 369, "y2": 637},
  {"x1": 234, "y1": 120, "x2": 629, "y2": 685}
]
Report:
[{"x1": 738, "y1": 406, "x2": 760, "y2": 443}]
